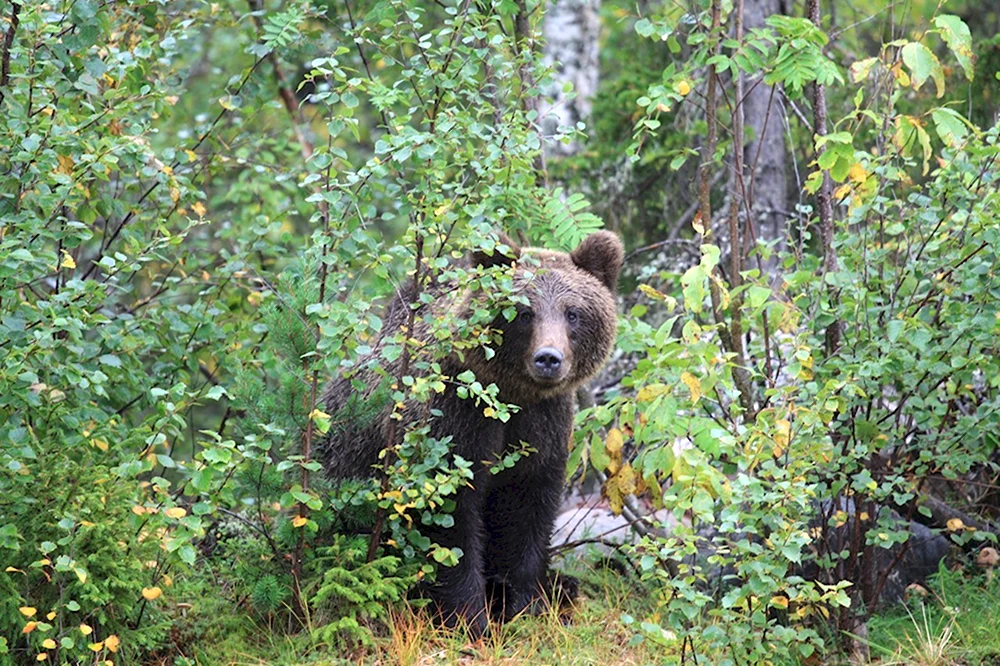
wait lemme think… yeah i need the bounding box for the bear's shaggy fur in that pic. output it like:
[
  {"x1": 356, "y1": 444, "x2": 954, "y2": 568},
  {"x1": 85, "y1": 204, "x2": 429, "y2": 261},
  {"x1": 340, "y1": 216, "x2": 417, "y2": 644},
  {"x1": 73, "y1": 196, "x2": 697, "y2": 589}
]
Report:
[{"x1": 321, "y1": 231, "x2": 623, "y2": 636}]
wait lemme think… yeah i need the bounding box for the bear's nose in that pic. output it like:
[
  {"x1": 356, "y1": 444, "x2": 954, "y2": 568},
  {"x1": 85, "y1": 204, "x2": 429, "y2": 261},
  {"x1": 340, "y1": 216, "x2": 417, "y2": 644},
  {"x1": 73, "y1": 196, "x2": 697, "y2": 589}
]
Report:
[{"x1": 533, "y1": 347, "x2": 564, "y2": 377}]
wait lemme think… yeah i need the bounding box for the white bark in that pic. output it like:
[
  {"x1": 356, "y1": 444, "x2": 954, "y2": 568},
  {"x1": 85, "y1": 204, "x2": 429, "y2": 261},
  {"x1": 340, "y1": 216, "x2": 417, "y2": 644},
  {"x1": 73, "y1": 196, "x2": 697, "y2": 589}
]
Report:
[{"x1": 539, "y1": 0, "x2": 601, "y2": 157}]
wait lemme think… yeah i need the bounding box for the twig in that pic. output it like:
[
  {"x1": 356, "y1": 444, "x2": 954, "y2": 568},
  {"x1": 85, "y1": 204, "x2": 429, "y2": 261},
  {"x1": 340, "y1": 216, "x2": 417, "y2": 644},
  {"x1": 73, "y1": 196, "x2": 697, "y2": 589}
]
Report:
[
  {"x1": 808, "y1": 0, "x2": 841, "y2": 356},
  {"x1": 0, "y1": 1, "x2": 20, "y2": 106},
  {"x1": 247, "y1": 0, "x2": 314, "y2": 161}
]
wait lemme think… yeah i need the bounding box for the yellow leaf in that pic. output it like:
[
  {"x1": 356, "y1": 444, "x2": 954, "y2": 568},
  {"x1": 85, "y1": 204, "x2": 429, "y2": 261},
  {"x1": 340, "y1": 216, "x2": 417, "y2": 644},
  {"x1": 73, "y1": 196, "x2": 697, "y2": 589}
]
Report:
[
  {"x1": 680, "y1": 372, "x2": 702, "y2": 404},
  {"x1": 674, "y1": 80, "x2": 691, "y2": 96},
  {"x1": 60, "y1": 250, "x2": 77, "y2": 270},
  {"x1": 105, "y1": 635, "x2": 120, "y2": 652},
  {"x1": 770, "y1": 595, "x2": 789, "y2": 609},
  {"x1": 79, "y1": 623, "x2": 93, "y2": 636},
  {"x1": 482, "y1": 407, "x2": 495, "y2": 418},
  {"x1": 605, "y1": 428, "x2": 624, "y2": 475},
  {"x1": 23, "y1": 621, "x2": 37, "y2": 634},
  {"x1": 46, "y1": 611, "x2": 56, "y2": 621},
  {"x1": 41, "y1": 639, "x2": 56, "y2": 650},
  {"x1": 606, "y1": 428, "x2": 624, "y2": 456},
  {"x1": 603, "y1": 473, "x2": 625, "y2": 515},
  {"x1": 692, "y1": 211, "x2": 705, "y2": 236},
  {"x1": 774, "y1": 419, "x2": 791, "y2": 456},
  {"x1": 162, "y1": 574, "x2": 173, "y2": 587},
  {"x1": 91, "y1": 438, "x2": 108, "y2": 451},
  {"x1": 141, "y1": 587, "x2": 162, "y2": 601},
  {"x1": 848, "y1": 162, "x2": 867, "y2": 184},
  {"x1": 892, "y1": 62, "x2": 910, "y2": 87},
  {"x1": 57, "y1": 154, "x2": 75, "y2": 175},
  {"x1": 185, "y1": 149, "x2": 198, "y2": 162},
  {"x1": 89, "y1": 642, "x2": 104, "y2": 652},
  {"x1": 19, "y1": 607, "x2": 37, "y2": 617},
  {"x1": 164, "y1": 507, "x2": 186, "y2": 519},
  {"x1": 617, "y1": 463, "x2": 637, "y2": 497},
  {"x1": 638, "y1": 284, "x2": 667, "y2": 302},
  {"x1": 636, "y1": 382, "x2": 669, "y2": 402},
  {"x1": 191, "y1": 201, "x2": 206, "y2": 218},
  {"x1": 36, "y1": 653, "x2": 47, "y2": 661},
  {"x1": 947, "y1": 518, "x2": 964, "y2": 532},
  {"x1": 169, "y1": 187, "x2": 180, "y2": 203},
  {"x1": 292, "y1": 515, "x2": 308, "y2": 528},
  {"x1": 6, "y1": 566, "x2": 24, "y2": 573},
  {"x1": 74, "y1": 568, "x2": 87, "y2": 584}
]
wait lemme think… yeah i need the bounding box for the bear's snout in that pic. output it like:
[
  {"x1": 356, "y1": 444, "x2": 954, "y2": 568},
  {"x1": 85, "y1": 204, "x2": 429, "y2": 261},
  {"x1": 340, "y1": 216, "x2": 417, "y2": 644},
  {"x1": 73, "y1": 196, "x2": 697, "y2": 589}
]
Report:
[
  {"x1": 524, "y1": 308, "x2": 574, "y2": 386},
  {"x1": 532, "y1": 347, "x2": 564, "y2": 379}
]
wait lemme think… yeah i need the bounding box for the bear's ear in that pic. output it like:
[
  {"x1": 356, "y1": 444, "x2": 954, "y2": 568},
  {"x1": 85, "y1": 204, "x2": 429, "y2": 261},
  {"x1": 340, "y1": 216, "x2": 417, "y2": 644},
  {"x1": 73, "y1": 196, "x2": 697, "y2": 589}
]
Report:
[
  {"x1": 571, "y1": 230, "x2": 624, "y2": 291},
  {"x1": 471, "y1": 231, "x2": 522, "y2": 268}
]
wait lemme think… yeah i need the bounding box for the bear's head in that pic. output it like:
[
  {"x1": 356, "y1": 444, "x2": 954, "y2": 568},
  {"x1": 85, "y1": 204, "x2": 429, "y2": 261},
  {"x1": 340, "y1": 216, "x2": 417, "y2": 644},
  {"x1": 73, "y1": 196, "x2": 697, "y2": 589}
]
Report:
[{"x1": 468, "y1": 230, "x2": 623, "y2": 404}]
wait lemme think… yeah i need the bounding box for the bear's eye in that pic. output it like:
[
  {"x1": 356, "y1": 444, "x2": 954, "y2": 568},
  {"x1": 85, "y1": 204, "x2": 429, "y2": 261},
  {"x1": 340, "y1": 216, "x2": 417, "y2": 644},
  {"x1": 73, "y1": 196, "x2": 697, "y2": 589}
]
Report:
[
  {"x1": 519, "y1": 309, "x2": 535, "y2": 323},
  {"x1": 566, "y1": 308, "x2": 580, "y2": 325}
]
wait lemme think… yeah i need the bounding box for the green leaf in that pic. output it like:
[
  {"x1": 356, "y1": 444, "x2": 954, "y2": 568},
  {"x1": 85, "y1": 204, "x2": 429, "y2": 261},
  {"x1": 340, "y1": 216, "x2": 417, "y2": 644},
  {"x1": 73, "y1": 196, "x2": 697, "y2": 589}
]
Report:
[
  {"x1": 886, "y1": 319, "x2": 904, "y2": 343},
  {"x1": 746, "y1": 285, "x2": 771, "y2": 310},
  {"x1": 204, "y1": 385, "x2": 228, "y2": 401},
  {"x1": 680, "y1": 264, "x2": 708, "y2": 313},
  {"x1": 634, "y1": 18, "x2": 655, "y2": 38},
  {"x1": 590, "y1": 432, "x2": 609, "y2": 473},
  {"x1": 179, "y1": 544, "x2": 197, "y2": 565},
  {"x1": 901, "y1": 42, "x2": 945, "y2": 98},
  {"x1": 933, "y1": 15, "x2": 974, "y2": 80},
  {"x1": 930, "y1": 107, "x2": 970, "y2": 149}
]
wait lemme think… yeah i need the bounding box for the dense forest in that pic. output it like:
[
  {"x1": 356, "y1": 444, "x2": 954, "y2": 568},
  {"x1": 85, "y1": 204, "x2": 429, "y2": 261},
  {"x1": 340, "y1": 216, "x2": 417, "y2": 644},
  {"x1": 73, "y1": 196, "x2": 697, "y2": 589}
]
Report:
[{"x1": 2, "y1": 0, "x2": 1000, "y2": 663}]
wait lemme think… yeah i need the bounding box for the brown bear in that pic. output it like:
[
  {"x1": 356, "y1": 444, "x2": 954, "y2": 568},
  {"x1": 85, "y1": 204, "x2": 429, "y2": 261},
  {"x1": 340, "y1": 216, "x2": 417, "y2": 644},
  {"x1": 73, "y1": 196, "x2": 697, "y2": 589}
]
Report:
[{"x1": 320, "y1": 230, "x2": 623, "y2": 637}]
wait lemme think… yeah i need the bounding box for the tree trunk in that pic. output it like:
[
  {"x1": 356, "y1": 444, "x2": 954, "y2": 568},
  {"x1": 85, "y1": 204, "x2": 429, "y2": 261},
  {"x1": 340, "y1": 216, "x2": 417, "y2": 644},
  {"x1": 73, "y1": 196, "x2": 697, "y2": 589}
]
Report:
[
  {"x1": 740, "y1": 0, "x2": 788, "y2": 274},
  {"x1": 539, "y1": 0, "x2": 601, "y2": 157}
]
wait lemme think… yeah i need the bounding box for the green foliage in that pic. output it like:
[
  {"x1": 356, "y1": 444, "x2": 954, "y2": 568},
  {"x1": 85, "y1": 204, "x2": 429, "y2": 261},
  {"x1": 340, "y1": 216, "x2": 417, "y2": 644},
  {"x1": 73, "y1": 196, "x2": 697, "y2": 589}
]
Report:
[
  {"x1": 3, "y1": 0, "x2": 1000, "y2": 662},
  {"x1": 567, "y1": 2, "x2": 1000, "y2": 663},
  {"x1": 309, "y1": 536, "x2": 415, "y2": 648}
]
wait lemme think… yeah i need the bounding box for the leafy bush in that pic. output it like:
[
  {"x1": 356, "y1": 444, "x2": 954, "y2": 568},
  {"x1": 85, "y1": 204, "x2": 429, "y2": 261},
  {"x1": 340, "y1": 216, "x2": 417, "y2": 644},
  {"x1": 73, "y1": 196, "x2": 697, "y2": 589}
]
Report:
[
  {"x1": 3, "y1": 0, "x2": 999, "y2": 663},
  {"x1": 571, "y1": 2, "x2": 1000, "y2": 662}
]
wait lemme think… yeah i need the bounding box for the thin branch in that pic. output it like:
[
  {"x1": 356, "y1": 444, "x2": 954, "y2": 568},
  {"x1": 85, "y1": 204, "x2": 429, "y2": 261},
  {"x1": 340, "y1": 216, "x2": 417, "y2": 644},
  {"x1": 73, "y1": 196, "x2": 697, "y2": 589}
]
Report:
[
  {"x1": 0, "y1": 1, "x2": 20, "y2": 106},
  {"x1": 808, "y1": 0, "x2": 841, "y2": 355},
  {"x1": 247, "y1": 0, "x2": 314, "y2": 161}
]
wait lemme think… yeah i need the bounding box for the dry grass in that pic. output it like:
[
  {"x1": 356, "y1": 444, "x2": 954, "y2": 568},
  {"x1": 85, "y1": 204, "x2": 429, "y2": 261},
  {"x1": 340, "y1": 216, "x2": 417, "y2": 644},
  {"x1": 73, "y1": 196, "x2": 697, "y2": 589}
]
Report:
[
  {"x1": 865, "y1": 602, "x2": 963, "y2": 666},
  {"x1": 367, "y1": 574, "x2": 657, "y2": 665}
]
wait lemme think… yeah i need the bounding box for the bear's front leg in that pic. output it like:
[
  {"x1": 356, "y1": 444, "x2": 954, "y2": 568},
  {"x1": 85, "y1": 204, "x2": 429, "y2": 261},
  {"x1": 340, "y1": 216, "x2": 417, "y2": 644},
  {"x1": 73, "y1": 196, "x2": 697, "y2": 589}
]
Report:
[
  {"x1": 482, "y1": 399, "x2": 571, "y2": 621},
  {"x1": 419, "y1": 469, "x2": 491, "y2": 638},
  {"x1": 482, "y1": 461, "x2": 565, "y2": 620},
  {"x1": 483, "y1": 396, "x2": 573, "y2": 620}
]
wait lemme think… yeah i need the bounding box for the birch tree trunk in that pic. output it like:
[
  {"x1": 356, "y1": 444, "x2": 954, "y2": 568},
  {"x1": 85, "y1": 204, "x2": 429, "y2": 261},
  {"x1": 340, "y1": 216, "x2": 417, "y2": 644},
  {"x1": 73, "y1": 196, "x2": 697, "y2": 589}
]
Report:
[{"x1": 539, "y1": 0, "x2": 601, "y2": 157}]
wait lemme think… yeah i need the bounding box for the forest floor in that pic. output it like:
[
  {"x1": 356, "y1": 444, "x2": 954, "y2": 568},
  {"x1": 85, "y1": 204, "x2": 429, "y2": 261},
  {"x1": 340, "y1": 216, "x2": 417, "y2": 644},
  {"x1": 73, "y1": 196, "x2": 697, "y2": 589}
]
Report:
[{"x1": 159, "y1": 561, "x2": 1000, "y2": 665}]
